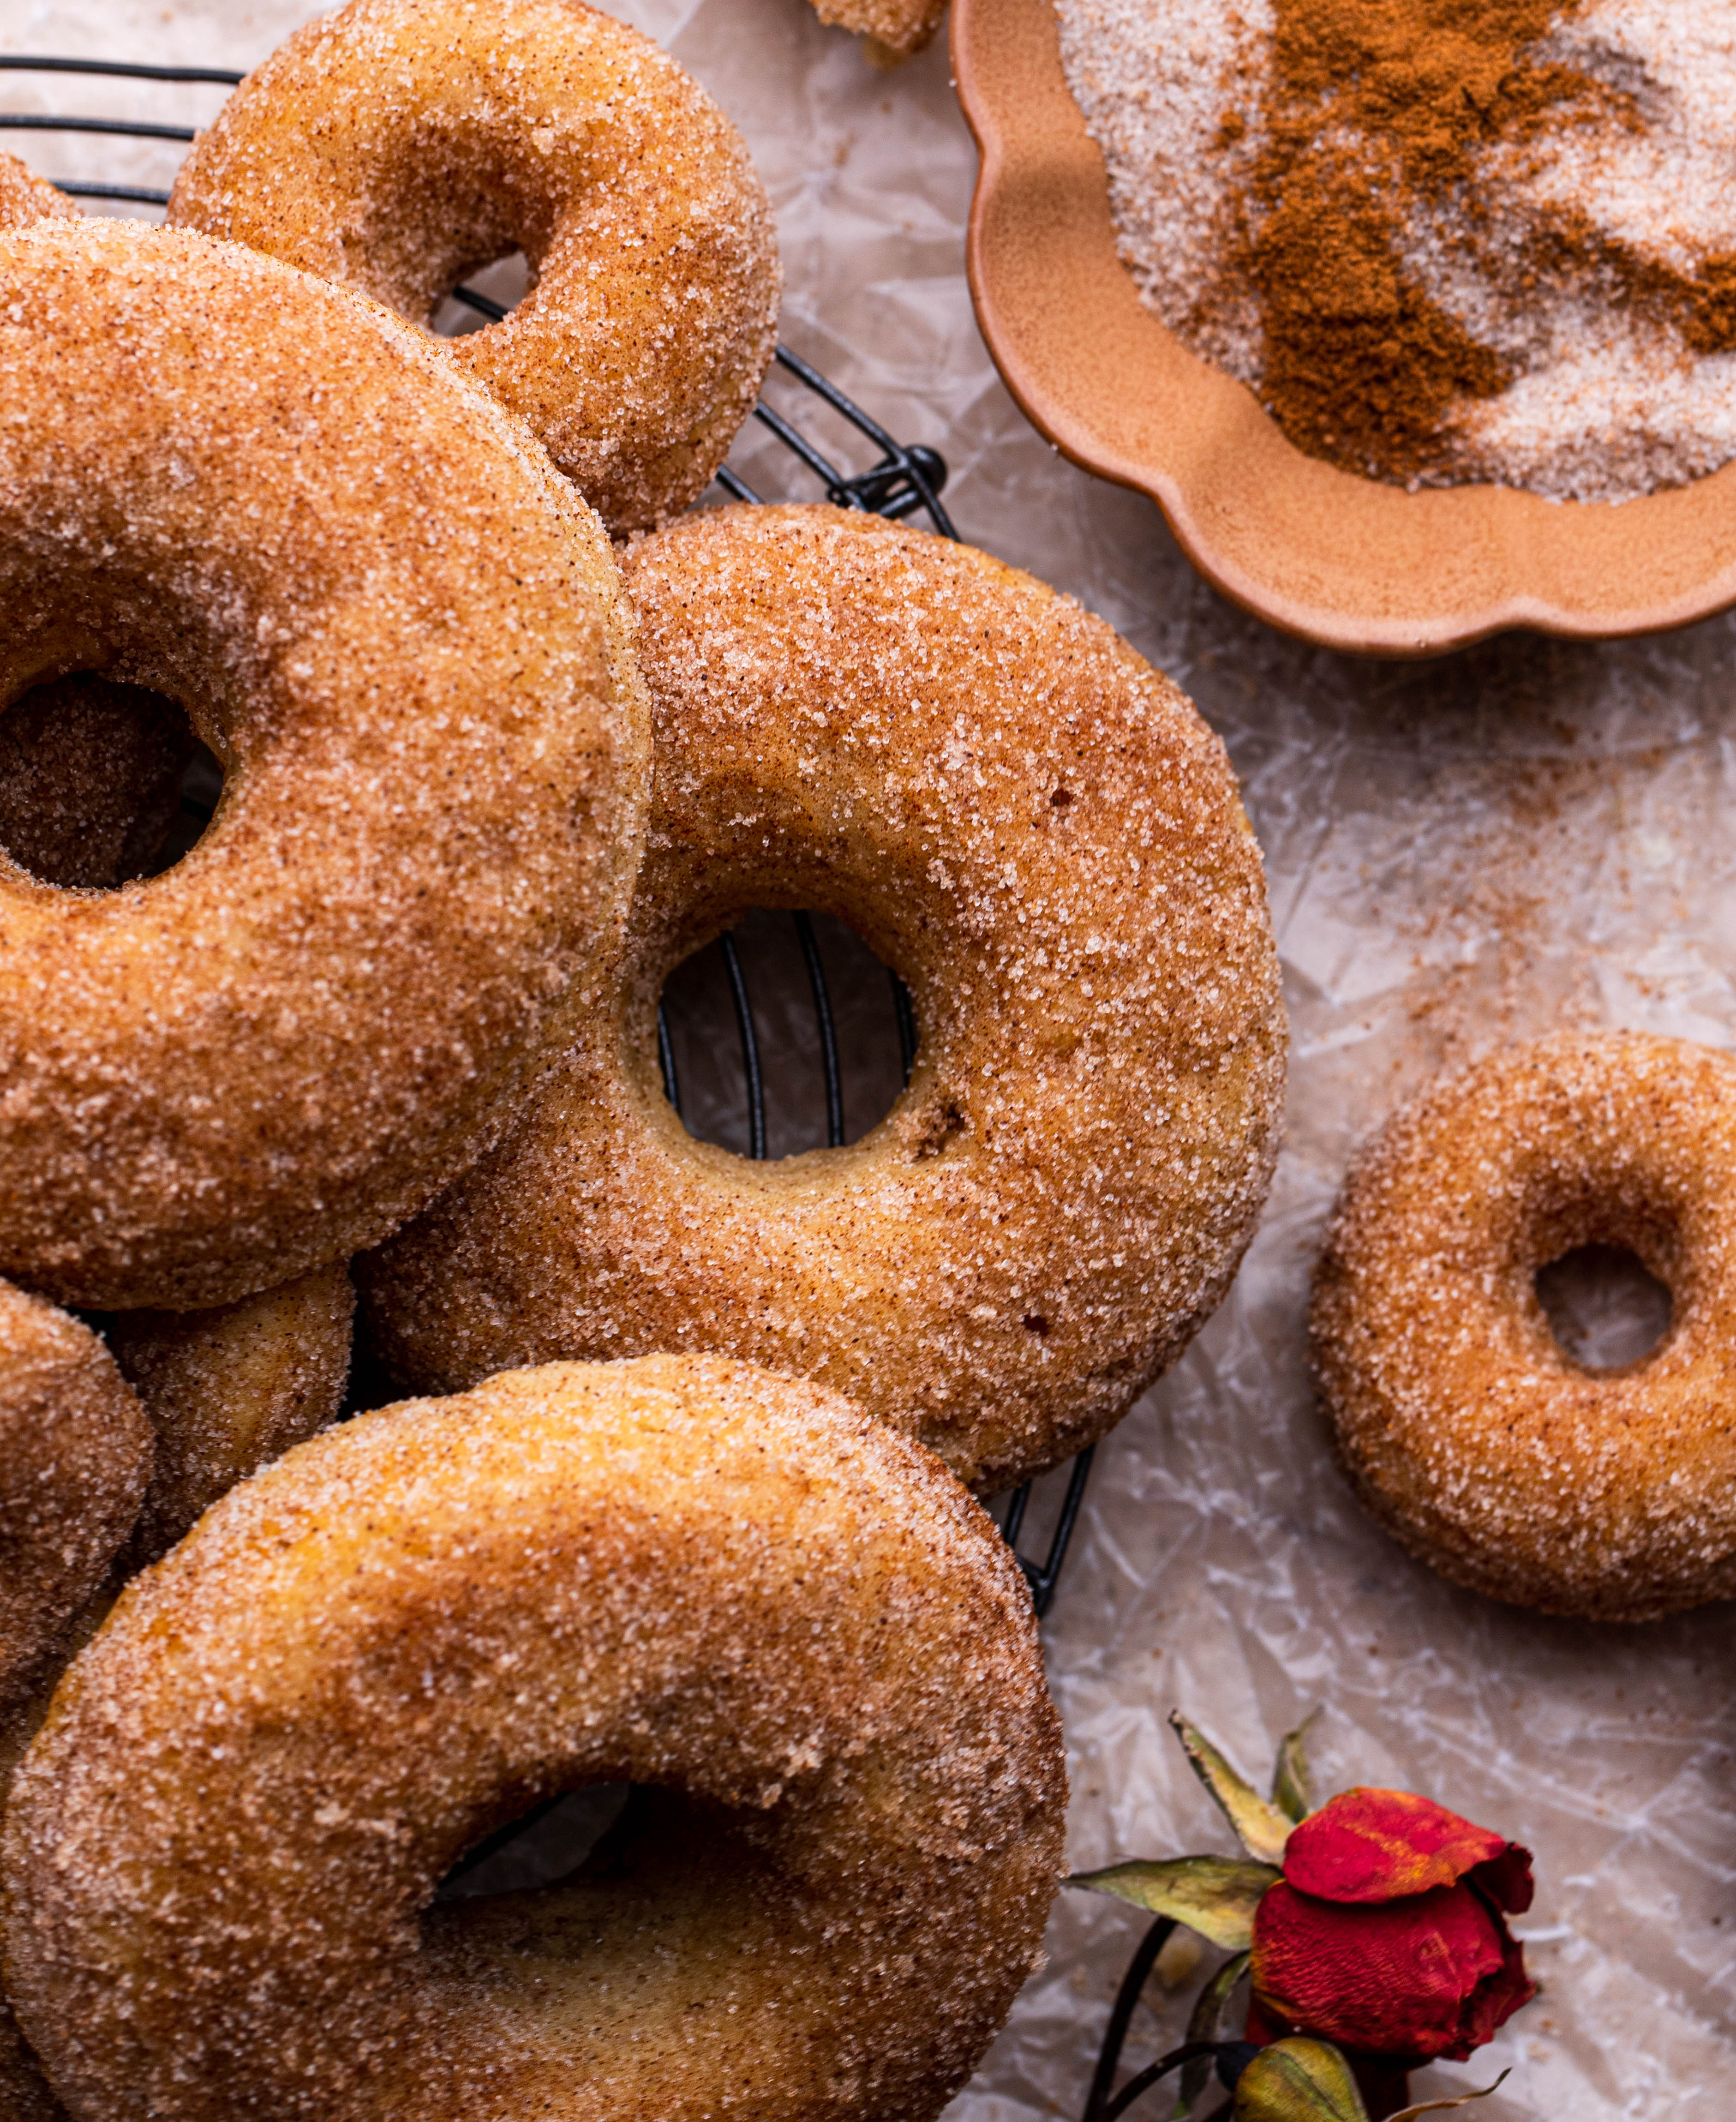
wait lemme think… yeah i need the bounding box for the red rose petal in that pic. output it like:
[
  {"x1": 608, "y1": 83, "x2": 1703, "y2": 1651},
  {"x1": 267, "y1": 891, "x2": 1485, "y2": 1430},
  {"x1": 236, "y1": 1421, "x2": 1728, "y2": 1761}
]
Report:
[
  {"x1": 1251, "y1": 1879, "x2": 1536, "y2": 2062},
  {"x1": 1461, "y1": 1895, "x2": 1538, "y2": 2050},
  {"x1": 1283, "y1": 1787, "x2": 1531, "y2": 1908},
  {"x1": 1470, "y1": 1841, "x2": 1536, "y2": 1916}
]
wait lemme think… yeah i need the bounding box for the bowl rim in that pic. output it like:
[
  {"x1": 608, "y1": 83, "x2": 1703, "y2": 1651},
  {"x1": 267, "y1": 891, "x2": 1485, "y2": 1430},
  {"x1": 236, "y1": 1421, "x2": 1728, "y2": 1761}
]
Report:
[{"x1": 950, "y1": 0, "x2": 1736, "y2": 658}]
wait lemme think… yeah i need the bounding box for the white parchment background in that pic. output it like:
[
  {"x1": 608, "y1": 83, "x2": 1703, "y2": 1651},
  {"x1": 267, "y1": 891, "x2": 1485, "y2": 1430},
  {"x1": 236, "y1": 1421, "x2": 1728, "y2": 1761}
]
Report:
[{"x1": 6, "y1": 1, "x2": 1736, "y2": 2115}]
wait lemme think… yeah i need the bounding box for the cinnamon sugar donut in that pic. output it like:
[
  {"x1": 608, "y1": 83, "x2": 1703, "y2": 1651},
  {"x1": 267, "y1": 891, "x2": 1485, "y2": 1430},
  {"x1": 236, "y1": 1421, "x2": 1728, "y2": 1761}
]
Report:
[
  {"x1": 0, "y1": 185, "x2": 198, "y2": 907},
  {"x1": 362, "y1": 505, "x2": 1286, "y2": 1492},
  {"x1": 0, "y1": 218, "x2": 648, "y2": 1312},
  {"x1": 0, "y1": 148, "x2": 194, "y2": 900},
  {"x1": 168, "y1": 0, "x2": 780, "y2": 534},
  {"x1": 4, "y1": 1353, "x2": 1066, "y2": 2121},
  {"x1": 104, "y1": 1260, "x2": 354, "y2": 1557},
  {"x1": 0, "y1": 154, "x2": 75, "y2": 232},
  {"x1": 0, "y1": 1278, "x2": 149, "y2": 2113},
  {"x1": 1312, "y1": 1031, "x2": 1736, "y2": 1622},
  {"x1": 808, "y1": 0, "x2": 946, "y2": 64},
  {"x1": 0, "y1": 1284, "x2": 150, "y2": 1715},
  {"x1": 0, "y1": 153, "x2": 190, "y2": 900},
  {"x1": 0, "y1": 1578, "x2": 118, "y2": 2122}
]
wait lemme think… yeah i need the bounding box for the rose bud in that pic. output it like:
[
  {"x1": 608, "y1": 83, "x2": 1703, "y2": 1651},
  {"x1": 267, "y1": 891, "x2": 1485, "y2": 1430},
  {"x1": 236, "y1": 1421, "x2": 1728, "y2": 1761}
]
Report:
[
  {"x1": 1250, "y1": 1788, "x2": 1536, "y2": 2062},
  {"x1": 1232, "y1": 2038, "x2": 1371, "y2": 2120}
]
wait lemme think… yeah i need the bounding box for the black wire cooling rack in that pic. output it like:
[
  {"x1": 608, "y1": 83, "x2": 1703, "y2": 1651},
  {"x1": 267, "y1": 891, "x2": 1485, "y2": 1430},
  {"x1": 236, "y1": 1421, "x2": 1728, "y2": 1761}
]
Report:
[{"x1": 0, "y1": 50, "x2": 1092, "y2": 1616}]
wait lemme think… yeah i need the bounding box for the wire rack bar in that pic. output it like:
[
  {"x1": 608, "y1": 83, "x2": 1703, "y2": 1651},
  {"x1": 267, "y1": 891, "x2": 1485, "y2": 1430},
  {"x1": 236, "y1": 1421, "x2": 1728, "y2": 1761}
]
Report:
[
  {"x1": 1084, "y1": 1913, "x2": 1180, "y2": 2122},
  {"x1": 718, "y1": 932, "x2": 766, "y2": 1163},
  {"x1": 891, "y1": 973, "x2": 919, "y2": 1082},
  {"x1": 771, "y1": 344, "x2": 956, "y2": 534},
  {"x1": 656, "y1": 1004, "x2": 680, "y2": 1115},
  {"x1": 451, "y1": 283, "x2": 509, "y2": 323},
  {"x1": 0, "y1": 57, "x2": 245, "y2": 84},
  {"x1": 55, "y1": 180, "x2": 169, "y2": 204},
  {"x1": 0, "y1": 112, "x2": 193, "y2": 139},
  {"x1": 1019, "y1": 1445, "x2": 1094, "y2": 1617},
  {"x1": 751, "y1": 398, "x2": 854, "y2": 493},
  {"x1": 436, "y1": 1793, "x2": 565, "y2": 1896},
  {"x1": 792, "y1": 913, "x2": 844, "y2": 1150},
  {"x1": 714, "y1": 463, "x2": 762, "y2": 505}
]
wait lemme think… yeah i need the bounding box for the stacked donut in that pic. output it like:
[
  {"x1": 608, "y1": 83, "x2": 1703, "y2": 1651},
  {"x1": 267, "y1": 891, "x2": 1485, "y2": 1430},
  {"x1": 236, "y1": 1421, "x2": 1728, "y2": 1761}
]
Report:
[{"x1": 0, "y1": 5, "x2": 1286, "y2": 2115}]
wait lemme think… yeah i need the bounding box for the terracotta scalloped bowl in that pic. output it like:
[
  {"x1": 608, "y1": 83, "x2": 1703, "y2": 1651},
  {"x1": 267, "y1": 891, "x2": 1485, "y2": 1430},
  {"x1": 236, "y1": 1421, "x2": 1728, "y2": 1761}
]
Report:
[{"x1": 951, "y1": 0, "x2": 1736, "y2": 656}]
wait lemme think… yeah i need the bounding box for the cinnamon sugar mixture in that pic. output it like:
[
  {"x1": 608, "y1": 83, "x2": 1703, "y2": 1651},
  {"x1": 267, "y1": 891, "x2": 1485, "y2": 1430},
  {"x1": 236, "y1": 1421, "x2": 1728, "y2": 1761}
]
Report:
[{"x1": 1056, "y1": 0, "x2": 1736, "y2": 501}]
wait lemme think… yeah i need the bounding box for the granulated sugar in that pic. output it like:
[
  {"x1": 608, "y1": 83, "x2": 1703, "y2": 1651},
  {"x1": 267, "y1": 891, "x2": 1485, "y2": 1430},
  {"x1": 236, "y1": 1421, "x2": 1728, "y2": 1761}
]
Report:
[
  {"x1": 1056, "y1": 0, "x2": 1736, "y2": 502},
  {"x1": 1053, "y1": 0, "x2": 1271, "y2": 380}
]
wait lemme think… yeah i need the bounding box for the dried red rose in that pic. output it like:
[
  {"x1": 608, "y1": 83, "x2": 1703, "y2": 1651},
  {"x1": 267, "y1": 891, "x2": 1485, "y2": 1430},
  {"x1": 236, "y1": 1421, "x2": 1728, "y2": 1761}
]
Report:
[{"x1": 1250, "y1": 1788, "x2": 1537, "y2": 2063}]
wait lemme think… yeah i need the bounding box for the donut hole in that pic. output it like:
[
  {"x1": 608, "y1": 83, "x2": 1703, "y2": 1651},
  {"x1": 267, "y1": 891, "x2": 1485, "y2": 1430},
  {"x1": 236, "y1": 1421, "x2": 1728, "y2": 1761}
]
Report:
[
  {"x1": 657, "y1": 908, "x2": 913, "y2": 1159},
  {"x1": 0, "y1": 675, "x2": 225, "y2": 888},
  {"x1": 435, "y1": 1783, "x2": 630, "y2": 1901},
  {"x1": 433, "y1": 249, "x2": 532, "y2": 338},
  {"x1": 154, "y1": 739, "x2": 227, "y2": 874},
  {"x1": 1535, "y1": 1242, "x2": 1673, "y2": 1372}
]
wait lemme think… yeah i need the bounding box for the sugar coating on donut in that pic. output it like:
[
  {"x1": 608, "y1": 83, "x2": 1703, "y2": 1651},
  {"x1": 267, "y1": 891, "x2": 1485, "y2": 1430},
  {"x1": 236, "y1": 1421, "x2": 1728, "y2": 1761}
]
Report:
[
  {"x1": 807, "y1": 0, "x2": 947, "y2": 62},
  {"x1": 0, "y1": 1282, "x2": 149, "y2": 2120},
  {"x1": 168, "y1": 0, "x2": 780, "y2": 533},
  {"x1": 363, "y1": 503, "x2": 1286, "y2": 1492},
  {"x1": 0, "y1": 1281, "x2": 150, "y2": 1714},
  {"x1": 103, "y1": 1259, "x2": 354, "y2": 1558},
  {"x1": 0, "y1": 154, "x2": 76, "y2": 233},
  {"x1": 1313, "y1": 1030, "x2": 1736, "y2": 1621},
  {"x1": 4, "y1": 1352, "x2": 1066, "y2": 2120},
  {"x1": 0, "y1": 219, "x2": 650, "y2": 1311},
  {"x1": 0, "y1": 1573, "x2": 118, "y2": 2122},
  {"x1": 0, "y1": 1284, "x2": 149, "y2": 2118}
]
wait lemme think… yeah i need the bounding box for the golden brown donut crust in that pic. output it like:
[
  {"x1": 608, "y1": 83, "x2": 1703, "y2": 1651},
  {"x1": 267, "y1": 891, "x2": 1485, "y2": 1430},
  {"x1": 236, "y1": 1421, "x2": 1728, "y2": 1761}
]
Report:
[
  {"x1": 0, "y1": 220, "x2": 649, "y2": 1312},
  {"x1": 808, "y1": 0, "x2": 947, "y2": 63},
  {"x1": 0, "y1": 1583, "x2": 114, "y2": 2122},
  {"x1": 1312, "y1": 1031, "x2": 1736, "y2": 1622},
  {"x1": 103, "y1": 1260, "x2": 354, "y2": 1557},
  {"x1": 0, "y1": 676, "x2": 193, "y2": 889},
  {"x1": 168, "y1": 0, "x2": 780, "y2": 534},
  {"x1": 3, "y1": 1353, "x2": 1066, "y2": 2121},
  {"x1": 0, "y1": 1286, "x2": 150, "y2": 2122},
  {"x1": 0, "y1": 1284, "x2": 150, "y2": 1715},
  {"x1": 363, "y1": 504, "x2": 1286, "y2": 1491},
  {"x1": 0, "y1": 155, "x2": 76, "y2": 233}
]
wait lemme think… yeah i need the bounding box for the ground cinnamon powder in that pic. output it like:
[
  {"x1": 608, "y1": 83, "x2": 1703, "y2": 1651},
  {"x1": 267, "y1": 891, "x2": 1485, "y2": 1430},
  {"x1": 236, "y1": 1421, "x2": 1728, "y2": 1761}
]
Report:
[
  {"x1": 1248, "y1": 0, "x2": 1623, "y2": 482},
  {"x1": 1061, "y1": 0, "x2": 1736, "y2": 498}
]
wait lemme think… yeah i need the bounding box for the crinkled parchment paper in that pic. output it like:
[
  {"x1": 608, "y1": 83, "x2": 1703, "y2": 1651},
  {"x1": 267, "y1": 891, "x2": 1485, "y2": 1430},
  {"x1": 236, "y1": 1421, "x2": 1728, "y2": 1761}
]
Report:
[{"x1": 6, "y1": 0, "x2": 1736, "y2": 2114}]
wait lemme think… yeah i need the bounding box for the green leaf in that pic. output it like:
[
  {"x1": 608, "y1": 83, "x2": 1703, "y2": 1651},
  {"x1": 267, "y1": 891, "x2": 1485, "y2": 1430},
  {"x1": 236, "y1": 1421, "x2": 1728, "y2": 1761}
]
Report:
[
  {"x1": 1270, "y1": 1711, "x2": 1319, "y2": 1825},
  {"x1": 1388, "y1": 2071, "x2": 1510, "y2": 2120},
  {"x1": 1233, "y1": 2039, "x2": 1370, "y2": 2122},
  {"x1": 1178, "y1": 1950, "x2": 1251, "y2": 2115},
  {"x1": 1068, "y1": 1855, "x2": 1281, "y2": 1950},
  {"x1": 1170, "y1": 1712, "x2": 1295, "y2": 1864}
]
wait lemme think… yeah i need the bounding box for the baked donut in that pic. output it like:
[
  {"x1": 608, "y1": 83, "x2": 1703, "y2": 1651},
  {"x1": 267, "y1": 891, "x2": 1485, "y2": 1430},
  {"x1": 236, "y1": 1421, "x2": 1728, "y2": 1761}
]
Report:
[
  {"x1": 103, "y1": 1260, "x2": 354, "y2": 1557},
  {"x1": 807, "y1": 0, "x2": 946, "y2": 64},
  {"x1": 4, "y1": 1352, "x2": 1066, "y2": 2120},
  {"x1": 0, "y1": 1289, "x2": 149, "y2": 2122},
  {"x1": 0, "y1": 153, "x2": 194, "y2": 899},
  {"x1": 0, "y1": 218, "x2": 648, "y2": 1312},
  {"x1": 0, "y1": 154, "x2": 76, "y2": 232},
  {"x1": 0, "y1": 1582, "x2": 116, "y2": 2122},
  {"x1": 0, "y1": 1283, "x2": 150, "y2": 1715},
  {"x1": 1312, "y1": 1031, "x2": 1736, "y2": 1622},
  {"x1": 361, "y1": 504, "x2": 1285, "y2": 1492},
  {"x1": 0, "y1": 674, "x2": 194, "y2": 890},
  {"x1": 0, "y1": 161, "x2": 192, "y2": 899},
  {"x1": 168, "y1": 0, "x2": 780, "y2": 534}
]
